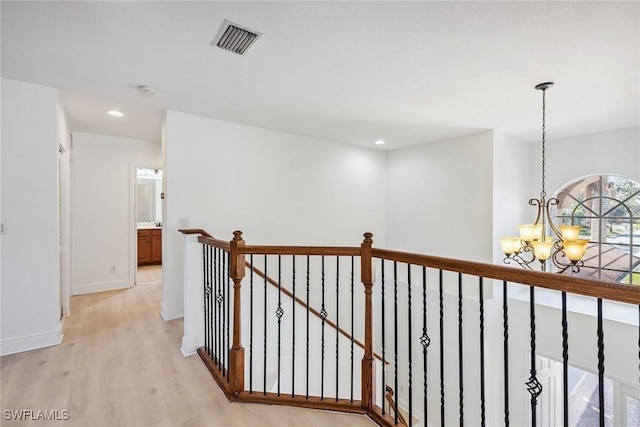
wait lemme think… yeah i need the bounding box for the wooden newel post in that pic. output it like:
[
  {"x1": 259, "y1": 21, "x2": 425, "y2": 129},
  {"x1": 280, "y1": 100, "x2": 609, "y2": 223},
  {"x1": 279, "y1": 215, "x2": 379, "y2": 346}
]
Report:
[
  {"x1": 229, "y1": 230, "x2": 246, "y2": 397},
  {"x1": 361, "y1": 232, "x2": 375, "y2": 411}
]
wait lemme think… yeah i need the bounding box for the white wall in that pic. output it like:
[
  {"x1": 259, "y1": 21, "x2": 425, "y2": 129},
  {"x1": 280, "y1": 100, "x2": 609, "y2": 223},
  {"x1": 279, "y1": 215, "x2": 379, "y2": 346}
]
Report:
[
  {"x1": 1, "y1": 79, "x2": 61, "y2": 355},
  {"x1": 163, "y1": 110, "x2": 387, "y2": 320},
  {"x1": 492, "y1": 132, "x2": 532, "y2": 264},
  {"x1": 533, "y1": 127, "x2": 640, "y2": 195},
  {"x1": 386, "y1": 131, "x2": 494, "y2": 262},
  {"x1": 72, "y1": 132, "x2": 161, "y2": 295}
]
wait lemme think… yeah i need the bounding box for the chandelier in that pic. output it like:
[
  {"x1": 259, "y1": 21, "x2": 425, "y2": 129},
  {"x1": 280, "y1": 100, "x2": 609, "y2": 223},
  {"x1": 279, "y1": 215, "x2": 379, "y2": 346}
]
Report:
[{"x1": 500, "y1": 82, "x2": 588, "y2": 273}]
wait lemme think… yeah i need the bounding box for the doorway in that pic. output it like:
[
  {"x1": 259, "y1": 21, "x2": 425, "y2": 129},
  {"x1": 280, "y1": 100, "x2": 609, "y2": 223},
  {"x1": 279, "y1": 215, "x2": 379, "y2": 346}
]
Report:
[{"x1": 133, "y1": 166, "x2": 163, "y2": 286}]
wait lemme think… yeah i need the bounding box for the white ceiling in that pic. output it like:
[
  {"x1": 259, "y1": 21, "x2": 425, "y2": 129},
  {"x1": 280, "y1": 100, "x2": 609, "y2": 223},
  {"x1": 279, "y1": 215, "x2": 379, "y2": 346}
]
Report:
[{"x1": 2, "y1": 1, "x2": 639, "y2": 149}]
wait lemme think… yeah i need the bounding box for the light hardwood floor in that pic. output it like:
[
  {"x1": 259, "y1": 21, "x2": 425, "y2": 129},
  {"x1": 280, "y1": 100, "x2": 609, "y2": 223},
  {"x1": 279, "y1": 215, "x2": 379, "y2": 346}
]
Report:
[
  {"x1": 136, "y1": 265, "x2": 162, "y2": 284},
  {"x1": 1, "y1": 284, "x2": 374, "y2": 426}
]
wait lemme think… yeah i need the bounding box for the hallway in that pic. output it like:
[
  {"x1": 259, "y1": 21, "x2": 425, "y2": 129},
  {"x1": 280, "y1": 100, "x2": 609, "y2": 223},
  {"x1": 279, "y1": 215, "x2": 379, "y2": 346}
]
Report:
[{"x1": 0, "y1": 284, "x2": 374, "y2": 426}]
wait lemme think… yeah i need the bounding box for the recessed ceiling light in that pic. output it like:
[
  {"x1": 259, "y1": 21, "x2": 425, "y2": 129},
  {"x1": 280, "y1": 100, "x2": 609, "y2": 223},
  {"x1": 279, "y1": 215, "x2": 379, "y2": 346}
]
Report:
[
  {"x1": 138, "y1": 85, "x2": 157, "y2": 96},
  {"x1": 106, "y1": 110, "x2": 124, "y2": 117},
  {"x1": 375, "y1": 140, "x2": 385, "y2": 145}
]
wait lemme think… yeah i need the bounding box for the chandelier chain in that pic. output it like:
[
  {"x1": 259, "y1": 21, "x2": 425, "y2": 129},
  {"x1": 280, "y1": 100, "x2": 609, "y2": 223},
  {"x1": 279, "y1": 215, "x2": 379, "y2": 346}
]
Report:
[{"x1": 540, "y1": 88, "x2": 546, "y2": 199}]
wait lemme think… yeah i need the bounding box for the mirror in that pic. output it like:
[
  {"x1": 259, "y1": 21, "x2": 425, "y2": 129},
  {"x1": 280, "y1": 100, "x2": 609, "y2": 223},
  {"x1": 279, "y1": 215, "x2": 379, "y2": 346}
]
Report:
[{"x1": 136, "y1": 167, "x2": 163, "y2": 227}]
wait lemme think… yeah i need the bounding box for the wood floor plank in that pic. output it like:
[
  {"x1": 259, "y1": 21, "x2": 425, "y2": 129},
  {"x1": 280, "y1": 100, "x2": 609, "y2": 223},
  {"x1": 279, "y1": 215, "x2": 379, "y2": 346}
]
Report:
[{"x1": 1, "y1": 283, "x2": 375, "y2": 427}]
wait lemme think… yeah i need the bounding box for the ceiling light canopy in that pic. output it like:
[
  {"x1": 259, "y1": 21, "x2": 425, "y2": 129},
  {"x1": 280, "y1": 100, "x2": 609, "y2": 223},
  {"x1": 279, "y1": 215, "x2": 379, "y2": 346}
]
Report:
[
  {"x1": 106, "y1": 110, "x2": 124, "y2": 117},
  {"x1": 138, "y1": 85, "x2": 157, "y2": 96}
]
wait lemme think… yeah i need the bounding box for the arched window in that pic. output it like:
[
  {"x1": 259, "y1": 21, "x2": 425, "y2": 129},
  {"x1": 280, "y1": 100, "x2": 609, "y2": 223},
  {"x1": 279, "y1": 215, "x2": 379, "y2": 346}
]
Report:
[{"x1": 554, "y1": 175, "x2": 640, "y2": 284}]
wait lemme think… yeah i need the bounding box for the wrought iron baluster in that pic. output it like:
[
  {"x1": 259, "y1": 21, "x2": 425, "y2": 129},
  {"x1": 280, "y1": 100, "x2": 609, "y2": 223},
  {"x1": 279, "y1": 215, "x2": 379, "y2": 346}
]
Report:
[
  {"x1": 276, "y1": 254, "x2": 283, "y2": 396},
  {"x1": 222, "y1": 252, "x2": 226, "y2": 376},
  {"x1": 218, "y1": 247, "x2": 223, "y2": 368},
  {"x1": 479, "y1": 277, "x2": 486, "y2": 427},
  {"x1": 221, "y1": 251, "x2": 226, "y2": 373},
  {"x1": 421, "y1": 266, "x2": 430, "y2": 426},
  {"x1": 306, "y1": 255, "x2": 310, "y2": 400},
  {"x1": 381, "y1": 260, "x2": 386, "y2": 416},
  {"x1": 336, "y1": 256, "x2": 340, "y2": 401},
  {"x1": 225, "y1": 251, "x2": 230, "y2": 380},
  {"x1": 407, "y1": 264, "x2": 413, "y2": 426},
  {"x1": 597, "y1": 298, "x2": 605, "y2": 427},
  {"x1": 503, "y1": 281, "x2": 510, "y2": 427},
  {"x1": 211, "y1": 246, "x2": 215, "y2": 357},
  {"x1": 458, "y1": 272, "x2": 464, "y2": 427},
  {"x1": 220, "y1": 248, "x2": 225, "y2": 369},
  {"x1": 212, "y1": 247, "x2": 215, "y2": 361},
  {"x1": 562, "y1": 291, "x2": 568, "y2": 427},
  {"x1": 250, "y1": 254, "x2": 254, "y2": 394},
  {"x1": 212, "y1": 247, "x2": 216, "y2": 360},
  {"x1": 215, "y1": 247, "x2": 220, "y2": 366},
  {"x1": 212, "y1": 247, "x2": 217, "y2": 362},
  {"x1": 263, "y1": 254, "x2": 268, "y2": 395},
  {"x1": 439, "y1": 269, "x2": 445, "y2": 427},
  {"x1": 292, "y1": 255, "x2": 296, "y2": 398},
  {"x1": 321, "y1": 255, "x2": 326, "y2": 400},
  {"x1": 393, "y1": 261, "x2": 399, "y2": 426},
  {"x1": 203, "y1": 245, "x2": 208, "y2": 355},
  {"x1": 526, "y1": 286, "x2": 542, "y2": 427}
]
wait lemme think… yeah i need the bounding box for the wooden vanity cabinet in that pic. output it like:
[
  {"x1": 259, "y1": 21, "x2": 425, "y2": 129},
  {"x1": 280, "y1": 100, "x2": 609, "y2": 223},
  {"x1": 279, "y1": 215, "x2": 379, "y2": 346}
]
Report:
[
  {"x1": 151, "y1": 229, "x2": 162, "y2": 264},
  {"x1": 137, "y1": 229, "x2": 162, "y2": 265}
]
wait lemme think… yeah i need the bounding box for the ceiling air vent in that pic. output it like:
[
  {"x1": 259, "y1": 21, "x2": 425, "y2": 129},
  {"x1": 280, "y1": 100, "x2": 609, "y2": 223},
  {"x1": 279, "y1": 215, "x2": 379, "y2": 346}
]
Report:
[{"x1": 212, "y1": 20, "x2": 261, "y2": 55}]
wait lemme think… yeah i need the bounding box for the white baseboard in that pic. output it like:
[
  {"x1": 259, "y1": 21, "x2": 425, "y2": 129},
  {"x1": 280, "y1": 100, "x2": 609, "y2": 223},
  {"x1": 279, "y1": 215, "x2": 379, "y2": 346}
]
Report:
[
  {"x1": 1, "y1": 325, "x2": 63, "y2": 356},
  {"x1": 136, "y1": 280, "x2": 162, "y2": 286},
  {"x1": 73, "y1": 279, "x2": 131, "y2": 295},
  {"x1": 181, "y1": 336, "x2": 199, "y2": 357},
  {"x1": 160, "y1": 302, "x2": 183, "y2": 321}
]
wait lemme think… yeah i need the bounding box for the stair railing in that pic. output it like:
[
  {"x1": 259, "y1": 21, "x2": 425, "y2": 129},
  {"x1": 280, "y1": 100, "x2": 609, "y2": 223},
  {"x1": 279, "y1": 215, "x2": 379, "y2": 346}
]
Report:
[{"x1": 179, "y1": 229, "x2": 640, "y2": 427}]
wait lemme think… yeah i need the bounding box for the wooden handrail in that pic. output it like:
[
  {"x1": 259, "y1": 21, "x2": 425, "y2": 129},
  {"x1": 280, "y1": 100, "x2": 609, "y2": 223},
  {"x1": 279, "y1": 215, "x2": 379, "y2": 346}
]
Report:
[
  {"x1": 239, "y1": 245, "x2": 360, "y2": 256},
  {"x1": 197, "y1": 235, "x2": 231, "y2": 251},
  {"x1": 373, "y1": 248, "x2": 640, "y2": 305},
  {"x1": 183, "y1": 228, "x2": 639, "y2": 305},
  {"x1": 178, "y1": 228, "x2": 231, "y2": 250},
  {"x1": 385, "y1": 385, "x2": 408, "y2": 426},
  {"x1": 246, "y1": 262, "x2": 387, "y2": 364},
  {"x1": 178, "y1": 228, "x2": 213, "y2": 238}
]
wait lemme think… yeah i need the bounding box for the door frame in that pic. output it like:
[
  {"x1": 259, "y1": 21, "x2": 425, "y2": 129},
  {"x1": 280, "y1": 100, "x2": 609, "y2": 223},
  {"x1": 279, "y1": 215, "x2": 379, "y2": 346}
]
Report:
[
  {"x1": 130, "y1": 163, "x2": 163, "y2": 286},
  {"x1": 58, "y1": 140, "x2": 71, "y2": 316}
]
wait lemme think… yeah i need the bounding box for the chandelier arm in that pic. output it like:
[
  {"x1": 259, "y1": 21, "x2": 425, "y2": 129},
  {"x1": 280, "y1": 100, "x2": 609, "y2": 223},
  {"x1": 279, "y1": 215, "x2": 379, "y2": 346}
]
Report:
[
  {"x1": 570, "y1": 260, "x2": 584, "y2": 274},
  {"x1": 550, "y1": 247, "x2": 583, "y2": 274},
  {"x1": 517, "y1": 245, "x2": 538, "y2": 267},
  {"x1": 529, "y1": 199, "x2": 543, "y2": 225},
  {"x1": 545, "y1": 198, "x2": 563, "y2": 239},
  {"x1": 503, "y1": 255, "x2": 535, "y2": 270},
  {"x1": 551, "y1": 248, "x2": 567, "y2": 271},
  {"x1": 553, "y1": 261, "x2": 582, "y2": 275}
]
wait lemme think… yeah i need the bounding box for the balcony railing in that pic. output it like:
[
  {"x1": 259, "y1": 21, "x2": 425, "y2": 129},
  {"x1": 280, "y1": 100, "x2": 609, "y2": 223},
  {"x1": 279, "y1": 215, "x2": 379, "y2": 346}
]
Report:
[{"x1": 180, "y1": 229, "x2": 640, "y2": 427}]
